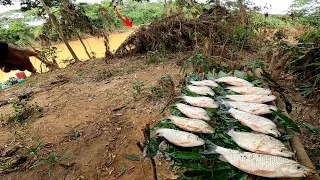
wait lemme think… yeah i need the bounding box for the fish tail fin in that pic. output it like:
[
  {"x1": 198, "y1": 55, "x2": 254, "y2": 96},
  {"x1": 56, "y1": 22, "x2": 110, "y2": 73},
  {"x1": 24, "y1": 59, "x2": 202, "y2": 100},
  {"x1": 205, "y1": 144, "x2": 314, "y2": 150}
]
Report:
[
  {"x1": 215, "y1": 96, "x2": 231, "y2": 112},
  {"x1": 200, "y1": 140, "x2": 218, "y2": 154},
  {"x1": 215, "y1": 96, "x2": 225, "y2": 105},
  {"x1": 225, "y1": 122, "x2": 235, "y2": 134}
]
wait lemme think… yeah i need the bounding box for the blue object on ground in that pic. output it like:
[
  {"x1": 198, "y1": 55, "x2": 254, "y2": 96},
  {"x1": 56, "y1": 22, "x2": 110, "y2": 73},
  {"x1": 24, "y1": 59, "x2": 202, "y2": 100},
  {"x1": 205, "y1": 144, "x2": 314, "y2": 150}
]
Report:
[{"x1": 18, "y1": 79, "x2": 25, "y2": 83}]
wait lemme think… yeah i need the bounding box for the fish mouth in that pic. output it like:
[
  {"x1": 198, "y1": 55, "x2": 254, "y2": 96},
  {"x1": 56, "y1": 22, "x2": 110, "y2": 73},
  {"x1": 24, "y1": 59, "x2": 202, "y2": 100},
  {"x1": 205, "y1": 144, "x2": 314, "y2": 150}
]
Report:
[
  {"x1": 301, "y1": 167, "x2": 318, "y2": 177},
  {"x1": 272, "y1": 129, "x2": 281, "y2": 137}
]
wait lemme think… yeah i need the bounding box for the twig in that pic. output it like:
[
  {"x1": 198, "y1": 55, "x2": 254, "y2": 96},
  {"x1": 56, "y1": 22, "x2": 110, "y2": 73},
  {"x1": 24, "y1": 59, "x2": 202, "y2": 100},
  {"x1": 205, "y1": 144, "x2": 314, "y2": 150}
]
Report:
[{"x1": 137, "y1": 124, "x2": 158, "y2": 180}]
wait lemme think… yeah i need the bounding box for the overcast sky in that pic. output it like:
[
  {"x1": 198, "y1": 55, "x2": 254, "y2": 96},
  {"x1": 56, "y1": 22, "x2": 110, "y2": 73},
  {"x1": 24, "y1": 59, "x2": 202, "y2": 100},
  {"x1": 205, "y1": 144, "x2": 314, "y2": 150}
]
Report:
[{"x1": 0, "y1": 0, "x2": 293, "y2": 14}]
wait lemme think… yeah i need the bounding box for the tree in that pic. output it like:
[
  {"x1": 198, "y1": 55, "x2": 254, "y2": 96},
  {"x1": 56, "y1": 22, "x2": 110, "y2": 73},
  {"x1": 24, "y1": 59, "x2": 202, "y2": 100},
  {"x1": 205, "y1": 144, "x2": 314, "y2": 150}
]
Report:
[
  {"x1": 60, "y1": 0, "x2": 93, "y2": 59},
  {"x1": 39, "y1": 0, "x2": 80, "y2": 62}
]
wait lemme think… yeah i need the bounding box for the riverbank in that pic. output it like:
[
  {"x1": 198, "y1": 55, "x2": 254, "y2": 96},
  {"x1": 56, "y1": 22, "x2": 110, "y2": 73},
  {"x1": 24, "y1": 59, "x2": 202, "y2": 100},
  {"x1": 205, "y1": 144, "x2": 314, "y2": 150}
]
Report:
[{"x1": 0, "y1": 30, "x2": 134, "y2": 83}]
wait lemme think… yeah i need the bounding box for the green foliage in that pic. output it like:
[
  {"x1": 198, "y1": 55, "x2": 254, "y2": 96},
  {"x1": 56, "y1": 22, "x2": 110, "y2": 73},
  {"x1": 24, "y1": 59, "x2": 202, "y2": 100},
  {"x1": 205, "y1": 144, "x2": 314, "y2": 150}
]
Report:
[
  {"x1": 26, "y1": 142, "x2": 43, "y2": 156},
  {"x1": 40, "y1": 46, "x2": 59, "y2": 62},
  {"x1": 30, "y1": 152, "x2": 72, "y2": 177},
  {"x1": 151, "y1": 119, "x2": 177, "y2": 132},
  {"x1": 65, "y1": 125, "x2": 80, "y2": 140},
  {"x1": 147, "y1": 136, "x2": 161, "y2": 157},
  {"x1": 301, "y1": 122, "x2": 319, "y2": 135},
  {"x1": 124, "y1": 154, "x2": 140, "y2": 161},
  {"x1": 0, "y1": 1, "x2": 166, "y2": 45},
  {"x1": 180, "y1": 53, "x2": 213, "y2": 74},
  {"x1": 271, "y1": 110, "x2": 301, "y2": 133},
  {"x1": 120, "y1": 164, "x2": 126, "y2": 175},
  {"x1": 217, "y1": 70, "x2": 233, "y2": 78},
  {"x1": 146, "y1": 48, "x2": 168, "y2": 65},
  {"x1": 280, "y1": 135, "x2": 294, "y2": 142},
  {"x1": 8, "y1": 102, "x2": 43, "y2": 123},
  {"x1": 166, "y1": 151, "x2": 207, "y2": 160},
  {"x1": 230, "y1": 24, "x2": 254, "y2": 49},
  {"x1": 243, "y1": 58, "x2": 264, "y2": 71},
  {"x1": 132, "y1": 80, "x2": 144, "y2": 94},
  {"x1": 252, "y1": 13, "x2": 304, "y2": 28}
]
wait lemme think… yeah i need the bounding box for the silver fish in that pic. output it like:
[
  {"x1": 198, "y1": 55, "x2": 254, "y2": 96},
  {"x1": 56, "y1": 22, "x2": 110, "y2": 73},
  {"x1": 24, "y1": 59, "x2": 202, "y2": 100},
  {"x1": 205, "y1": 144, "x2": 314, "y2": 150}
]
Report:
[
  {"x1": 178, "y1": 95, "x2": 219, "y2": 108},
  {"x1": 225, "y1": 94, "x2": 276, "y2": 103},
  {"x1": 201, "y1": 141, "x2": 316, "y2": 178},
  {"x1": 190, "y1": 80, "x2": 219, "y2": 87},
  {"x1": 228, "y1": 108, "x2": 280, "y2": 137},
  {"x1": 224, "y1": 101, "x2": 277, "y2": 115},
  {"x1": 156, "y1": 128, "x2": 205, "y2": 147},
  {"x1": 187, "y1": 85, "x2": 215, "y2": 96},
  {"x1": 215, "y1": 76, "x2": 254, "y2": 87},
  {"x1": 174, "y1": 103, "x2": 211, "y2": 121},
  {"x1": 226, "y1": 125, "x2": 293, "y2": 157},
  {"x1": 226, "y1": 86, "x2": 271, "y2": 95},
  {"x1": 167, "y1": 115, "x2": 214, "y2": 134}
]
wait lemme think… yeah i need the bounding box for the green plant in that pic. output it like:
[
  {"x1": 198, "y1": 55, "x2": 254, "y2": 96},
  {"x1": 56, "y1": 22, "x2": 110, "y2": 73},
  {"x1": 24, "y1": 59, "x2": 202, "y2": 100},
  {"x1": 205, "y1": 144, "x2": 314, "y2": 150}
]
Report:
[
  {"x1": 230, "y1": 24, "x2": 254, "y2": 50},
  {"x1": 180, "y1": 53, "x2": 213, "y2": 74},
  {"x1": 30, "y1": 152, "x2": 72, "y2": 177},
  {"x1": 132, "y1": 80, "x2": 144, "y2": 94},
  {"x1": 145, "y1": 49, "x2": 168, "y2": 65},
  {"x1": 40, "y1": 47, "x2": 59, "y2": 62},
  {"x1": 242, "y1": 58, "x2": 264, "y2": 71},
  {"x1": 8, "y1": 102, "x2": 43, "y2": 123},
  {"x1": 65, "y1": 125, "x2": 80, "y2": 140},
  {"x1": 26, "y1": 142, "x2": 43, "y2": 156}
]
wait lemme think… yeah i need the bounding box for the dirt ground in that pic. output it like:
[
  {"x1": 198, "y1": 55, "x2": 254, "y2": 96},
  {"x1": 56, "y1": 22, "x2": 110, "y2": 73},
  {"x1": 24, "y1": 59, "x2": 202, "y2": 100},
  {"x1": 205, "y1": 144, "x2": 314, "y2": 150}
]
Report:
[{"x1": 0, "y1": 51, "x2": 319, "y2": 180}]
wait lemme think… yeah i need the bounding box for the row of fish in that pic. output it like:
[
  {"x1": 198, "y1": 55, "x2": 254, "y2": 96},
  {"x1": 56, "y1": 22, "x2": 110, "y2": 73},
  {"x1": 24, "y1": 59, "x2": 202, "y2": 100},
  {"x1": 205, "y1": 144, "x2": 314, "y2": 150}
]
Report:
[{"x1": 154, "y1": 76, "x2": 316, "y2": 177}]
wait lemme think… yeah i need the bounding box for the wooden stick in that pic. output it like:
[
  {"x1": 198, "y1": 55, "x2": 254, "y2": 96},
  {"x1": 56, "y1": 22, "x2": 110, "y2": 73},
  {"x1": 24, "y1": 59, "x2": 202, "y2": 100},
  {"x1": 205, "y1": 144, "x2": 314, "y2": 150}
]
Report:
[{"x1": 137, "y1": 124, "x2": 158, "y2": 180}]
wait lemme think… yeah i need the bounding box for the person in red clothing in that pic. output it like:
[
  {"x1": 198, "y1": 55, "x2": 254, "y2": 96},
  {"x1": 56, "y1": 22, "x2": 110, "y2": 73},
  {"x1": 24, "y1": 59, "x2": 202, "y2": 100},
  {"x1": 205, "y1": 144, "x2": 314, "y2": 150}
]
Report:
[{"x1": 0, "y1": 42, "x2": 37, "y2": 73}]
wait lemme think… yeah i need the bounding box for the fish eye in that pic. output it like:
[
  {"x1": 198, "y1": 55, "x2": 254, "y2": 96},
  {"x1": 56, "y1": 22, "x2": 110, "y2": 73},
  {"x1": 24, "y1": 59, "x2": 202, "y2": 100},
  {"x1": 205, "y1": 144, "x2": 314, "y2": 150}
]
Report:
[{"x1": 296, "y1": 165, "x2": 303, "y2": 170}]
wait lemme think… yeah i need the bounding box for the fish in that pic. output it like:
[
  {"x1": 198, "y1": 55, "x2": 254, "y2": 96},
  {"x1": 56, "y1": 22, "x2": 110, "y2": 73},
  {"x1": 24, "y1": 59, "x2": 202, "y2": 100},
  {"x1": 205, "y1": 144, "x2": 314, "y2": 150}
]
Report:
[
  {"x1": 223, "y1": 101, "x2": 277, "y2": 115},
  {"x1": 156, "y1": 128, "x2": 205, "y2": 147},
  {"x1": 226, "y1": 124, "x2": 293, "y2": 157},
  {"x1": 177, "y1": 94, "x2": 219, "y2": 108},
  {"x1": 215, "y1": 76, "x2": 254, "y2": 87},
  {"x1": 167, "y1": 115, "x2": 214, "y2": 134},
  {"x1": 228, "y1": 108, "x2": 280, "y2": 137},
  {"x1": 186, "y1": 85, "x2": 215, "y2": 96},
  {"x1": 201, "y1": 141, "x2": 316, "y2": 178},
  {"x1": 190, "y1": 80, "x2": 219, "y2": 87},
  {"x1": 174, "y1": 103, "x2": 211, "y2": 121},
  {"x1": 226, "y1": 86, "x2": 271, "y2": 95},
  {"x1": 225, "y1": 94, "x2": 276, "y2": 103}
]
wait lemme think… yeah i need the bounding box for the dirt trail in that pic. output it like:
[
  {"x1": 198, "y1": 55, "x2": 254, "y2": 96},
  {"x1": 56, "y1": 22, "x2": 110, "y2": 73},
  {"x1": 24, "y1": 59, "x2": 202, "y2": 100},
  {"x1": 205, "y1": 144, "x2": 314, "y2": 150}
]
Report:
[{"x1": 0, "y1": 55, "x2": 188, "y2": 180}]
